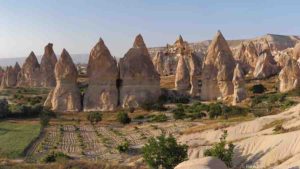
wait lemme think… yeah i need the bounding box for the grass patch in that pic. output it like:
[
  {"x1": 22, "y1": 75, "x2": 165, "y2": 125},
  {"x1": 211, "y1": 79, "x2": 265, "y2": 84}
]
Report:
[{"x1": 0, "y1": 120, "x2": 41, "y2": 158}]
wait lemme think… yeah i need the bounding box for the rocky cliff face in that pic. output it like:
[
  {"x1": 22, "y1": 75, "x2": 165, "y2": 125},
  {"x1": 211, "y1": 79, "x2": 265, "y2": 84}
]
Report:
[
  {"x1": 40, "y1": 43, "x2": 57, "y2": 87},
  {"x1": 17, "y1": 52, "x2": 41, "y2": 87},
  {"x1": 253, "y1": 40, "x2": 279, "y2": 79},
  {"x1": 232, "y1": 64, "x2": 247, "y2": 105},
  {"x1": 83, "y1": 38, "x2": 118, "y2": 111},
  {"x1": 175, "y1": 55, "x2": 190, "y2": 91},
  {"x1": 200, "y1": 31, "x2": 235, "y2": 100},
  {"x1": 119, "y1": 34, "x2": 160, "y2": 108},
  {"x1": 189, "y1": 53, "x2": 202, "y2": 97},
  {"x1": 0, "y1": 65, "x2": 19, "y2": 89},
  {"x1": 46, "y1": 49, "x2": 82, "y2": 112},
  {"x1": 279, "y1": 58, "x2": 300, "y2": 93},
  {"x1": 234, "y1": 41, "x2": 258, "y2": 73}
]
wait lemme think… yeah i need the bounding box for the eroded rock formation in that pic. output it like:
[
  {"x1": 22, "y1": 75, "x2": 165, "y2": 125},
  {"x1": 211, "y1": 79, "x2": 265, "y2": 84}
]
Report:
[
  {"x1": 232, "y1": 64, "x2": 247, "y2": 105},
  {"x1": 119, "y1": 34, "x2": 160, "y2": 108},
  {"x1": 0, "y1": 66, "x2": 18, "y2": 88},
  {"x1": 46, "y1": 49, "x2": 81, "y2": 112},
  {"x1": 40, "y1": 43, "x2": 57, "y2": 87},
  {"x1": 175, "y1": 55, "x2": 190, "y2": 91},
  {"x1": 278, "y1": 58, "x2": 300, "y2": 93},
  {"x1": 189, "y1": 53, "x2": 202, "y2": 96},
  {"x1": 83, "y1": 38, "x2": 118, "y2": 111},
  {"x1": 253, "y1": 40, "x2": 279, "y2": 79},
  {"x1": 152, "y1": 51, "x2": 164, "y2": 75},
  {"x1": 293, "y1": 43, "x2": 300, "y2": 60},
  {"x1": 200, "y1": 31, "x2": 235, "y2": 100},
  {"x1": 17, "y1": 52, "x2": 41, "y2": 87},
  {"x1": 234, "y1": 41, "x2": 258, "y2": 73}
]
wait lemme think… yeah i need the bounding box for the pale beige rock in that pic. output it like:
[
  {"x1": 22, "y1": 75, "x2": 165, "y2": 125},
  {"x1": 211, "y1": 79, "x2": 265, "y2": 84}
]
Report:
[
  {"x1": 152, "y1": 51, "x2": 164, "y2": 75},
  {"x1": 189, "y1": 53, "x2": 202, "y2": 97},
  {"x1": 201, "y1": 31, "x2": 235, "y2": 100},
  {"x1": 83, "y1": 38, "x2": 118, "y2": 111},
  {"x1": 232, "y1": 64, "x2": 247, "y2": 105},
  {"x1": 43, "y1": 89, "x2": 54, "y2": 108},
  {"x1": 278, "y1": 58, "x2": 300, "y2": 92},
  {"x1": 293, "y1": 43, "x2": 300, "y2": 60},
  {"x1": 253, "y1": 41, "x2": 279, "y2": 79},
  {"x1": 175, "y1": 157, "x2": 228, "y2": 169},
  {"x1": 40, "y1": 43, "x2": 57, "y2": 87},
  {"x1": 119, "y1": 34, "x2": 160, "y2": 108},
  {"x1": 234, "y1": 41, "x2": 258, "y2": 73},
  {"x1": 175, "y1": 55, "x2": 190, "y2": 91},
  {"x1": 48, "y1": 49, "x2": 81, "y2": 112},
  {"x1": 17, "y1": 52, "x2": 41, "y2": 87},
  {"x1": 1, "y1": 66, "x2": 16, "y2": 88}
]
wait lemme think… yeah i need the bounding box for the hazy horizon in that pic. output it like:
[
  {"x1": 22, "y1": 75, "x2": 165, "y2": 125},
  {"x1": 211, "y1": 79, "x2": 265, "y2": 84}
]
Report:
[{"x1": 1, "y1": 0, "x2": 300, "y2": 58}]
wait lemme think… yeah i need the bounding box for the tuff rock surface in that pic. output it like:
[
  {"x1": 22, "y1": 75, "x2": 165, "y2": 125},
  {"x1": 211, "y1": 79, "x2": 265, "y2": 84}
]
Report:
[
  {"x1": 119, "y1": 34, "x2": 160, "y2": 108},
  {"x1": 232, "y1": 64, "x2": 247, "y2": 105},
  {"x1": 279, "y1": 58, "x2": 300, "y2": 93},
  {"x1": 83, "y1": 38, "x2": 118, "y2": 111},
  {"x1": 40, "y1": 43, "x2": 57, "y2": 87},
  {"x1": 200, "y1": 31, "x2": 235, "y2": 100},
  {"x1": 175, "y1": 55, "x2": 190, "y2": 91}
]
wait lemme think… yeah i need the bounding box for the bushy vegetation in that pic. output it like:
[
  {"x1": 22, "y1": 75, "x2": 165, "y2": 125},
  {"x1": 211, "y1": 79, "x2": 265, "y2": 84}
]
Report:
[
  {"x1": 87, "y1": 112, "x2": 102, "y2": 124},
  {"x1": 0, "y1": 99, "x2": 10, "y2": 118},
  {"x1": 39, "y1": 108, "x2": 56, "y2": 128},
  {"x1": 41, "y1": 151, "x2": 70, "y2": 163},
  {"x1": 250, "y1": 84, "x2": 267, "y2": 94},
  {"x1": 148, "y1": 114, "x2": 168, "y2": 122},
  {"x1": 116, "y1": 141, "x2": 129, "y2": 153},
  {"x1": 204, "y1": 130, "x2": 235, "y2": 167},
  {"x1": 142, "y1": 134, "x2": 188, "y2": 169},
  {"x1": 117, "y1": 111, "x2": 131, "y2": 124}
]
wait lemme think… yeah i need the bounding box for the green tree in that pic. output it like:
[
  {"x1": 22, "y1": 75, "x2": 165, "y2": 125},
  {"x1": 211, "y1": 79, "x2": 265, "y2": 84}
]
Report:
[
  {"x1": 117, "y1": 111, "x2": 131, "y2": 124},
  {"x1": 204, "y1": 130, "x2": 235, "y2": 167},
  {"x1": 87, "y1": 112, "x2": 102, "y2": 124},
  {"x1": 142, "y1": 134, "x2": 188, "y2": 169}
]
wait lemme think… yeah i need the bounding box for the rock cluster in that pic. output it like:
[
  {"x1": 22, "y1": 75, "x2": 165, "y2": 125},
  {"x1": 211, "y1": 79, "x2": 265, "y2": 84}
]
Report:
[
  {"x1": 175, "y1": 55, "x2": 190, "y2": 91},
  {"x1": 278, "y1": 58, "x2": 300, "y2": 93},
  {"x1": 253, "y1": 40, "x2": 279, "y2": 79},
  {"x1": 0, "y1": 63, "x2": 20, "y2": 89},
  {"x1": 119, "y1": 35, "x2": 160, "y2": 108},
  {"x1": 83, "y1": 39, "x2": 118, "y2": 111},
  {"x1": 200, "y1": 31, "x2": 235, "y2": 100},
  {"x1": 189, "y1": 53, "x2": 202, "y2": 96},
  {"x1": 232, "y1": 64, "x2": 247, "y2": 105},
  {"x1": 17, "y1": 52, "x2": 41, "y2": 87},
  {"x1": 234, "y1": 41, "x2": 258, "y2": 73},
  {"x1": 45, "y1": 49, "x2": 82, "y2": 112},
  {"x1": 40, "y1": 43, "x2": 57, "y2": 87}
]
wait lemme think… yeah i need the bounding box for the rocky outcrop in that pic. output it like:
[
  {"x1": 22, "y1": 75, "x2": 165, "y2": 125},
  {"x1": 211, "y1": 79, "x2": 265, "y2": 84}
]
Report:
[
  {"x1": 1, "y1": 66, "x2": 17, "y2": 88},
  {"x1": 278, "y1": 58, "x2": 300, "y2": 93},
  {"x1": 232, "y1": 64, "x2": 247, "y2": 105},
  {"x1": 119, "y1": 34, "x2": 160, "y2": 108},
  {"x1": 83, "y1": 38, "x2": 118, "y2": 111},
  {"x1": 46, "y1": 49, "x2": 81, "y2": 112},
  {"x1": 152, "y1": 51, "x2": 164, "y2": 75},
  {"x1": 253, "y1": 40, "x2": 279, "y2": 79},
  {"x1": 189, "y1": 53, "x2": 202, "y2": 96},
  {"x1": 200, "y1": 31, "x2": 235, "y2": 100},
  {"x1": 14, "y1": 62, "x2": 21, "y2": 73},
  {"x1": 293, "y1": 43, "x2": 300, "y2": 60},
  {"x1": 234, "y1": 41, "x2": 258, "y2": 73},
  {"x1": 175, "y1": 55, "x2": 190, "y2": 91},
  {"x1": 40, "y1": 43, "x2": 57, "y2": 87},
  {"x1": 175, "y1": 157, "x2": 228, "y2": 169},
  {"x1": 17, "y1": 52, "x2": 41, "y2": 87}
]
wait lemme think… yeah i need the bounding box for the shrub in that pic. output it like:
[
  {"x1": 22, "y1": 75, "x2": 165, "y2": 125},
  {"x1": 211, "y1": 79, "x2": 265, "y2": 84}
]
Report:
[
  {"x1": 41, "y1": 151, "x2": 70, "y2": 163},
  {"x1": 208, "y1": 103, "x2": 222, "y2": 119},
  {"x1": 150, "y1": 114, "x2": 168, "y2": 122},
  {"x1": 87, "y1": 112, "x2": 102, "y2": 124},
  {"x1": 116, "y1": 141, "x2": 129, "y2": 153},
  {"x1": 172, "y1": 104, "x2": 186, "y2": 120},
  {"x1": 141, "y1": 102, "x2": 167, "y2": 111},
  {"x1": 142, "y1": 134, "x2": 188, "y2": 169},
  {"x1": 204, "y1": 130, "x2": 235, "y2": 167},
  {"x1": 0, "y1": 99, "x2": 10, "y2": 118},
  {"x1": 250, "y1": 84, "x2": 267, "y2": 94},
  {"x1": 117, "y1": 111, "x2": 131, "y2": 124}
]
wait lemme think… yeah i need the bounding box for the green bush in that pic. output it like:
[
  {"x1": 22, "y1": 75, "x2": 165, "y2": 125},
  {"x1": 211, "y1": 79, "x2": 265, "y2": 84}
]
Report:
[
  {"x1": 41, "y1": 151, "x2": 70, "y2": 163},
  {"x1": 87, "y1": 112, "x2": 102, "y2": 124},
  {"x1": 142, "y1": 134, "x2": 188, "y2": 169},
  {"x1": 116, "y1": 141, "x2": 129, "y2": 153},
  {"x1": 117, "y1": 111, "x2": 131, "y2": 124},
  {"x1": 149, "y1": 114, "x2": 168, "y2": 122},
  {"x1": 0, "y1": 99, "x2": 10, "y2": 118},
  {"x1": 204, "y1": 130, "x2": 235, "y2": 167},
  {"x1": 172, "y1": 104, "x2": 186, "y2": 120},
  {"x1": 208, "y1": 103, "x2": 222, "y2": 119},
  {"x1": 250, "y1": 84, "x2": 267, "y2": 94}
]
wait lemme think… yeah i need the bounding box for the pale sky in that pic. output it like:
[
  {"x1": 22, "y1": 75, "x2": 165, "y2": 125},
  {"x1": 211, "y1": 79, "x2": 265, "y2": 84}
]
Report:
[{"x1": 0, "y1": 0, "x2": 300, "y2": 58}]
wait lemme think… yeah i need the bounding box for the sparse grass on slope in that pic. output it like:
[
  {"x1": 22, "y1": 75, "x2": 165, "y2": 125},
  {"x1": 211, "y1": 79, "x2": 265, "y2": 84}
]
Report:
[{"x1": 0, "y1": 120, "x2": 40, "y2": 159}]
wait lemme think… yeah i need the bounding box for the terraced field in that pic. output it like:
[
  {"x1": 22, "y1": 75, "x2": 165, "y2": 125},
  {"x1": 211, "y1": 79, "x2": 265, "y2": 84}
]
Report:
[{"x1": 28, "y1": 121, "x2": 199, "y2": 165}]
